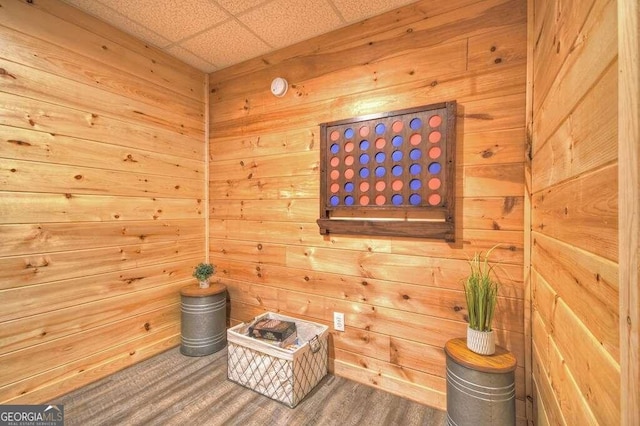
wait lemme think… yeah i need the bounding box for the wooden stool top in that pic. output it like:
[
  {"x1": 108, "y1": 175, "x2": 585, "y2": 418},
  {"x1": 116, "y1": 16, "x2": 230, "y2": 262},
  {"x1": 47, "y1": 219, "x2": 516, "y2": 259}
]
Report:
[
  {"x1": 444, "y1": 338, "x2": 516, "y2": 374},
  {"x1": 180, "y1": 283, "x2": 227, "y2": 297}
]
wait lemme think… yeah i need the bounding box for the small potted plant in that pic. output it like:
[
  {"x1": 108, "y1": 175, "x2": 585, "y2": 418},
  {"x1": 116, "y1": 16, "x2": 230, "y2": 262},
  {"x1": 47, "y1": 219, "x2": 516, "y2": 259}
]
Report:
[
  {"x1": 463, "y1": 247, "x2": 499, "y2": 355},
  {"x1": 193, "y1": 262, "x2": 216, "y2": 289}
]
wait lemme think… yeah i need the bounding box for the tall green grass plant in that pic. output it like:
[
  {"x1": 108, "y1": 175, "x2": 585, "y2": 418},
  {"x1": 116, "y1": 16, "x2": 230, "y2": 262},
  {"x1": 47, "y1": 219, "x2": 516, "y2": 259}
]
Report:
[{"x1": 464, "y1": 247, "x2": 499, "y2": 332}]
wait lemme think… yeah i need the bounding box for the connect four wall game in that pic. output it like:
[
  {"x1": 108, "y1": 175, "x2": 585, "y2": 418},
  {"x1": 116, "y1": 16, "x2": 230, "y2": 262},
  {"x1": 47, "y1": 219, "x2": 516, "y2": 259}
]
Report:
[{"x1": 317, "y1": 101, "x2": 457, "y2": 241}]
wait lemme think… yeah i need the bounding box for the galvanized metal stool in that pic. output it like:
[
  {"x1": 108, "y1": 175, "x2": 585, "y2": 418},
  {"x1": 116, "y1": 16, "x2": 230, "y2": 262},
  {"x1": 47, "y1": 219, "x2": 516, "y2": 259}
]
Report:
[
  {"x1": 180, "y1": 283, "x2": 227, "y2": 356},
  {"x1": 444, "y1": 338, "x2": 516, "y2": 426}
]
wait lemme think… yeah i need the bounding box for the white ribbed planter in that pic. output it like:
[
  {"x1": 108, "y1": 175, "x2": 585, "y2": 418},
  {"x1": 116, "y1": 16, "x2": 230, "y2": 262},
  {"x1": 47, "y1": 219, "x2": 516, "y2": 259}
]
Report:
[
  {"x1": 466, "y1": 327, "x2": 496, "y2": 355},
  {"x1": 198, "y1": 279, "x2": 210, "y2": 289}
]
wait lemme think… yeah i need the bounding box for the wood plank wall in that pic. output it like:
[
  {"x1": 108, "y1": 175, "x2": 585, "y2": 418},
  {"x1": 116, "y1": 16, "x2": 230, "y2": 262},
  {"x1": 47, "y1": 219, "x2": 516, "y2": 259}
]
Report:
[
  {"x1": 619, "y1": 0, "x2": 640, "y2": 424},
  {"x1": 529, "y1": 0, "x2": 620, "y2": 424},
  {"x1": 0, "y1": 0, "x2": 205, "y2": 403},
  {"x1": 209, "y1": 0, "x2": 528, "y2": 420}
]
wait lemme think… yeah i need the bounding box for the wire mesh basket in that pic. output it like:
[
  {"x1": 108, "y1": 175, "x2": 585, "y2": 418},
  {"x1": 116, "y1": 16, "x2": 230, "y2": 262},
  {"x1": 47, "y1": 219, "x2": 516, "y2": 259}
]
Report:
[{"x1": 227, "y1": 312, "x2": 329, "y2": 408}]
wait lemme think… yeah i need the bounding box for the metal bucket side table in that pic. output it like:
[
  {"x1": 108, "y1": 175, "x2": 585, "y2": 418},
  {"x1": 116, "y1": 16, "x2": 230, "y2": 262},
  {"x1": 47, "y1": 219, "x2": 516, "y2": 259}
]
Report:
[
  {"x1": 180, "y1": 283, "x2": 227, "y2": 356},
  {"x1": 444, "y1": 337, "x2": 517, "y2": 426}
]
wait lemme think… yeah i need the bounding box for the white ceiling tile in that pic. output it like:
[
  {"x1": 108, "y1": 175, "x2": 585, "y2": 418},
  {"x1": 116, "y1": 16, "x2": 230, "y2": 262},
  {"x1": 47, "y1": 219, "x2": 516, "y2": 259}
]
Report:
[
  {"x1": 61, "y1": 0, "x2": 172, "y2": 47},
  {"x1": 61, "y1": 0, "x2": 420, "y2": 72},
  {"x1": 331, "y1": 0, "x2": 419, "y2": 23},
  {"x1": 166, "y1": 45, "x2": 218, "y2": 73},
  {"x1": 239, "y1": 0, "x2": 343, "y2": 48},
  {"x1": 95, "y1": 0, "x2": 229, "y2": 42},
  {"x1": 215, "y1": 0, "x2": 270, "y2": 15},
  {"x1": 180, "y1": 20, "x2": 271, "y2": 69}
]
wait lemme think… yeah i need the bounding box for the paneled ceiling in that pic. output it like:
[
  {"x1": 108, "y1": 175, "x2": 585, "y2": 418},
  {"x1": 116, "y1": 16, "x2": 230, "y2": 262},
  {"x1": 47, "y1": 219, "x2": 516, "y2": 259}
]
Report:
[{"x1": 61, "y1": 0, "x2": 420, "y2": 73}]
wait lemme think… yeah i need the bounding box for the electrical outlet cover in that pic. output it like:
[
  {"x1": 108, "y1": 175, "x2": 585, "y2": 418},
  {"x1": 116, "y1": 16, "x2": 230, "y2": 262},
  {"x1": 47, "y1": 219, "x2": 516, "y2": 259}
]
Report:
[{"x1": 334, "y1": 312, "x2": 345, "y2": 332}]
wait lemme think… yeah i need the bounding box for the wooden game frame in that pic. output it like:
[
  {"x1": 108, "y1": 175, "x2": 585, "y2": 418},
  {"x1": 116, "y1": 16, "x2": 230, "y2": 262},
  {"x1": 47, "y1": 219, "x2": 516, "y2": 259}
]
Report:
[{"x1": 317, "y1": 101, "x2": 456, "y2": 241}]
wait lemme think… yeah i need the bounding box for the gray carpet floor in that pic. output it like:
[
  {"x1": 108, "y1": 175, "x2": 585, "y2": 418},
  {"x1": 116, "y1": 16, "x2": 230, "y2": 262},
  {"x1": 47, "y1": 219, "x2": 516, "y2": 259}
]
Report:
[{"x1": 52, "y1": 346, "x2": 446, "y2": 426}]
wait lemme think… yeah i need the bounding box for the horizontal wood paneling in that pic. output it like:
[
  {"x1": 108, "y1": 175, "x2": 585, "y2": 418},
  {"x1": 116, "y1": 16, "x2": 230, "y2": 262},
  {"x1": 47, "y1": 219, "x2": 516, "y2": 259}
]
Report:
[
  {"x1": 467, "y1": 23, "x2": 527, "y2": 71},
  {"x1": 532, "y1": 163, "x2": 618, "y2": 262},
  {"x1": 462, "y1": 128, "x2": 526, "y2": 166},
  {"x1": 530, "y1": 0, "x2": 620, "y2": 423},
  {"x1": 0, "y1": 24, "x2": 202, "y2": 124},
  {"x1": 0, "y1": 56, "x2": 202, "y2": 137},
  {"x1": 0, "y1": 238, "x2": 203, "y2": 290},
  {"x1": 1, "y1": 92, "x2": 201, "y2": 160},
  {"x1": 209, "y1": 0, "x2": 524, "y2": 95},
  {"x1": 0, "y1": 0, "x2": 205, "y2": 403},
  {"x1": 0, "y1": 219, "x2": 204, "y2": 257},
  {"x1": 531, "y1": 314, "x2": 599, "y2": 425},
  {"x1": 1, "y1": 158, "x2": 201, "y2": 198},
  {"x1": 531, "y1": 0, "x2": 617, "y2": 152},
  {"x1": 211, "y1": 227, "x2": 524, "y2": 264},
  {"x1": 0, "y1": 126, "x2": 204, "y2": 180},
  {"x1": 210, "y1": 66, "x2": 525, "y2": 138},
  {"x1": 210, "y1": 254, "x2": 524, "y2": 300},
  {"x1": 210, "y1": 0, "x2": 483, "y2": 85},
  {"x1": 531, "y1": 0, "x2": 597, "y2": 116},
  {"x1": 0, "y1": 260, "x2": 196, "y2": 323},
  {"x1": 335, "y1": 348, "x2": 446, "y2": 402},
  {"x1": 210, "y1": 128, "x2": 315, "y2": 162},
  {"x1": 1, "y1": 326, "x2": 180, "y2": 404},
  {"x1": 0, "y1": 304, "x2": 180, "y2": 388},
  {"x1": 210, "y1": 151, "x2": 319, "y2": 180},
  {"x1": 0, "y1": 0, "x2": 203, "y2": 99},
  {"x1": 532, "y1": 232, "x2": 619, "y2": 359},
  {"x1": 210, "y1": 196, "x2": 525, "y2": 231},
  {"x1": 0, "y1": 280, "x2": 187, "y2": 355},
  {"x1": 0, "y1": 193, "x2": 203, "y2": 224},
  {"x1": 221, "y1": 269, "x2": 522, "y2": 336},
  {"x1": 531, "y1": 62, "x2": 617, "y2": 193},
  {"x1": 532, "y1": 272, "x2": 619, "y2": 425},
  {"x1": 463, "y1": 163, "x2": 525, "y2": 196},
  {"x1": 210, "y1": 0, "x2": 527, "y2": 416}
]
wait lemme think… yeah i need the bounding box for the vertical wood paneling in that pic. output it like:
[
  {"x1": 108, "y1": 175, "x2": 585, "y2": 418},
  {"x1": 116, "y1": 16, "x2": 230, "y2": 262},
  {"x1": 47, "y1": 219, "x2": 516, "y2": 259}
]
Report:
[
  {"x1": 530, "y1": 0, "x2": 621, "y2": 424},
  {"x1": 209, "y1": 0, "x2": 528, "y2": 420},
  {"x1": 0, "y1": 0, "x2": 205, "y2": 403},
  {"x1": 618, "y1": 0, "x2": 640, "y2": 423}
]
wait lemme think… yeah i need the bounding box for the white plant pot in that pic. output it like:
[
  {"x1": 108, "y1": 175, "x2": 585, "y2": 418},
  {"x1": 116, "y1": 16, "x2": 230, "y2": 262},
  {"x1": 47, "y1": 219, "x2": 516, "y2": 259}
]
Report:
[
  {"x1": 199, "y1": 279, "x2": 210, "y2": 289},
  {"x1": 466, "y1": 326, "x2": 496, "y2": 355}
]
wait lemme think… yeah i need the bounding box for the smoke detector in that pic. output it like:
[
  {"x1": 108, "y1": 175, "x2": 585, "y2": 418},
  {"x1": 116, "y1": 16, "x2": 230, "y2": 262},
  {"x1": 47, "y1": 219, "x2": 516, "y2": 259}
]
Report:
[{"x1": 270, "y1": 77, "x2": 288, "y2": 97}]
